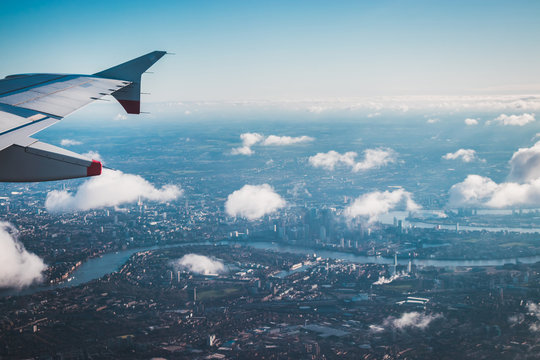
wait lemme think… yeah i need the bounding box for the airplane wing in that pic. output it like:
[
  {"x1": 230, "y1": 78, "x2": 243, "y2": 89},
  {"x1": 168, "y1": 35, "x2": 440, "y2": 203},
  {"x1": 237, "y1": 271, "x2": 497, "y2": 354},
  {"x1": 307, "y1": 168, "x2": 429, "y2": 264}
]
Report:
[{"x1": 0, "y1": 50, "x2": 166, "y2": 182}]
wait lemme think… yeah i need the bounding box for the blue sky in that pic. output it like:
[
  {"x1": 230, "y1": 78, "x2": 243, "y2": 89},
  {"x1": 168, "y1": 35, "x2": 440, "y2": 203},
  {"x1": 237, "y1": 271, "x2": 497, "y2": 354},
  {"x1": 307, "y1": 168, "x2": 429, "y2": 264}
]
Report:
[{"x1": 1, "y1": 0, "x2": 540, "y2": 101}]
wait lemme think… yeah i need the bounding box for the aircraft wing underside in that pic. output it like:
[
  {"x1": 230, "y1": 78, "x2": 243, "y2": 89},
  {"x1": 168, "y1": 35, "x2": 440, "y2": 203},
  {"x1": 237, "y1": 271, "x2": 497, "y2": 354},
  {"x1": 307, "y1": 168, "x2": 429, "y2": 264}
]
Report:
[{"x1": 0, "y1": 50, "x2": 166, "y2": 182}]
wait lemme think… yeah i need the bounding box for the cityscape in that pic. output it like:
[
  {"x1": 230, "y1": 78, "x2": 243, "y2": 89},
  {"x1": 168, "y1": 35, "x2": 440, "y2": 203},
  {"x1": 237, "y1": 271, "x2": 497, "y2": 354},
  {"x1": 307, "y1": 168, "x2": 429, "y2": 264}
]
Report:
[{"x1": 2, "y1": 1, "x2": 540, "y2": 359}]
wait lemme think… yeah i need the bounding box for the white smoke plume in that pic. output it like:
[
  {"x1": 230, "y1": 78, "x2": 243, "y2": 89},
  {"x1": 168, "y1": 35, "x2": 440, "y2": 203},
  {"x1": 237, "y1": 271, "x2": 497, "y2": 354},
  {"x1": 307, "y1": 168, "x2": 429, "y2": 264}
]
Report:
[
  {"x1": 60, "y1": 139, "x2": 82, "y2": 146},
  {"x1": 45, "y1": 169, "x2": 182, "y2": 212},
  {"x1": 464, "y1": 118, "x2": 479, "y2": 126},
  {"x1": 232, "y1": 133, "x2": 313, "y2": 155},
  {"x1": 309, "y1": 148, "x2": 396, "y2": 172},
  {"x1": 172, "y1": 254, "x2": 226, "y2": 275},
  {"x1": 225, "y1": 184, "x2": 286, "y2": 220},
  {"x1": 442, "y1": 149, "x2": 483, "y2": 163},
  {"x1": 373, "y1": 273, "x2": 403, "y2": 285},
  {"x1": 0, "y1": 222, "x2": 47, "y2": 289},
  {"x1": 487, "y1": 113, "x2": 535, "y2": 126},
  {"x1": 344, "y1": 189, "x2": 420, "y2": 223}
]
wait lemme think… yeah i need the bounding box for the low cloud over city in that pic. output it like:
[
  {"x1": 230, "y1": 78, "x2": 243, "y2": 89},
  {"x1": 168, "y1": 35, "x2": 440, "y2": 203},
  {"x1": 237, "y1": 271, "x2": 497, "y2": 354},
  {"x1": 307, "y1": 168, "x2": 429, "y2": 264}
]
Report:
[
  {"x1": 0, "y1": 222, "x2": 46, "y2": 289},
  {"x1": 371, "y1": 312, "x2": 442, "y2": 332},
  {"x1": 309, "y1": 148, "x2": 396, "y2": 172},
  {"x1": 172, "y1": 254, "x2": 226, "y2": 275},
  {"x1": 45, "y1": 170, "x2": 182, "y2": 212},
  {"x1": 344, "y1": 188, "x2": 420, "y2": 223},
  {"x1": 449, "y1": 141, "x2": 540, "y2": 208},
  {"x1": 231, "y1": 133, "x2": 313, "y2": 155},
  {"x1": 442, "y1": 149, "x2": 483, "y2": 163},
  {"x1": 486, "y1": 113, "x2": 535, "y2": 126},
  {"x1": 225, "y1": 184, "x2": 286, "y2": 220}
]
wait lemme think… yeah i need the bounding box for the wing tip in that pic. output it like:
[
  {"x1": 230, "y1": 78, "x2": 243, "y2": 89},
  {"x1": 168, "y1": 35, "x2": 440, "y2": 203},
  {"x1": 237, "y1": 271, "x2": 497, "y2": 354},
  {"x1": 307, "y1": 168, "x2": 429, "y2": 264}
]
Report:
[{"x1": 87, "y1": 160, "x2": 102, "y2": 177}]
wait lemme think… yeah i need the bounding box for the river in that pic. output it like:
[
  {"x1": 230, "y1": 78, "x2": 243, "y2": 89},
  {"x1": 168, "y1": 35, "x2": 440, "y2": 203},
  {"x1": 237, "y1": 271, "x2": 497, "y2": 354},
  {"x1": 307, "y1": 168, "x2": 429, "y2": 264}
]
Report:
[{"x1": 3, "y1": 238, "x2": 540, "y2": 298}]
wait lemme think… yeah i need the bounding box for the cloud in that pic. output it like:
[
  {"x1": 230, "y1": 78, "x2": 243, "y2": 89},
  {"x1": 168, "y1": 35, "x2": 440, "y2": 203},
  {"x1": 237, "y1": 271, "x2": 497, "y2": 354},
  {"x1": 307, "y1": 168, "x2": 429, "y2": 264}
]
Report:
[
  {"x1": 231, "y1": 132, "x2": 263, "y2": 155},
  {"x1": 464, "y1": 118, "x2": 479, "y2": 126},
  {"x1": 508, "y1": 141, "x2": 540, "y2": 182},
  {"x1": 344, "y1": 188, "x2": 420, "y2": 223},
  {"x1": 225, "y1": 184, "x2": 286, "y2": 220},
  {"x1": 60, "y1": 139, "x2": 82, "y2": 146},
  {"x1": 426, "y1": 118, "x2": 439, "y2": 124},
  {"x1": 114, "y1": 113, "x2": 128, "y2": 121},
  {"x1": 448, "y1": 141, "x2": 540, "y2": 208},
  {"x1": 384, "y1": 312, "x2": 442, "y2": 330},
  {"x1": 442, "y1": 149, "x2": 483, "y2": 163},
  {"x1": 172, "y1": 254, "x2": 225, "y2": 275},
  {"x1": 232, "y1": 133, "x2": 313, "y2": 155},
  {"x1": 448, "y1": 175, "x2": 540, "y2": 208},
  {"x1": 45, "y1": 170, "x2": 182, "y2": 212},
  {"x1": 262, "y1": 135, "x2": 314, "y2": 146},
  {"x1": 309, "y1": 150, "x2": 356, "y2": 171},
  {"x1": 0, "y1": 222, "x2": 46, "y2": 289},
  {"x1": 81, "y1": 151, "x2": 103, "y2": 162},
  {"x1": 527, "y1": 302, "x2": 540, "y2": 332},
  {"x1": 487, "y1": 113, "x2": 535, "y2": 126},
  {"x1": 309, "y1": 148, "x2": 396, "y2": 172}
]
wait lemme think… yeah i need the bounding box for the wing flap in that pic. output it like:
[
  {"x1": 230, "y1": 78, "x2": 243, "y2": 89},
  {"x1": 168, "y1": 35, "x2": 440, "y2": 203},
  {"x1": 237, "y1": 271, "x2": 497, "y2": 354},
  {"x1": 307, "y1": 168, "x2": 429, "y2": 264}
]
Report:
[{"x1": 0, "y1": 140, "x2": 101, "y2": 182}]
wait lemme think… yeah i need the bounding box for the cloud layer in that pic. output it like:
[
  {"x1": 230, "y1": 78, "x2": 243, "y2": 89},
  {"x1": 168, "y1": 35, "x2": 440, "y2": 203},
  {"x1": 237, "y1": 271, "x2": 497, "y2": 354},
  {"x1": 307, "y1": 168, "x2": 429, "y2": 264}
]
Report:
[
  {"x1": 225, "y1": 184, "x2": 286, "y2": 220},
  {"x1": 0, "y1": 222, "x2": 46, "y2": 289},
  {"x1": 45, "y1": 170, "x2": 182, "y2": 212},
  {"x1": 487, "y1": 113, "x2": 535, "y2": 126},
  {"x1": 309, "y1": 148, "x2": 396, "y2": 172},
  {"x1": 232, "y1": 133, "x2": 313, "y2": 155},
  {"x1": 172, "y1": 254, "x2": 226, "y2": 275},
  {"x1": 344, "y1": 188, "x2": 420, "y2": 223},
  {"x1": 442, "y1": 149, "x2": 482, "y2": 163}
]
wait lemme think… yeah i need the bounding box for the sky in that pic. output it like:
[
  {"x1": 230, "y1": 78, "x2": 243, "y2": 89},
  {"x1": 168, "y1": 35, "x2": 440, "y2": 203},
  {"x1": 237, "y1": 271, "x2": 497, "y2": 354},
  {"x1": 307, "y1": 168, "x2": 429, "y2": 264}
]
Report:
[{"x1": 1, "y1": 0, "x2": 540, "y2": 102}]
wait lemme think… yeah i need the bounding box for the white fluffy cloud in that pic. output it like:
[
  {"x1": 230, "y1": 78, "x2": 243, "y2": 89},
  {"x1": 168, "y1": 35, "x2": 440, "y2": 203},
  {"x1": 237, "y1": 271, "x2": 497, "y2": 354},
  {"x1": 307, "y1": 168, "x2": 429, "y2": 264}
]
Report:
[
  {"x1": 309, "y1": 148, "x2": 396, "y2": 172},
  {"x1": 464, "y1": 118, "x2": 479, "y2": 126},
  {"x1": 60, "y1": 139, "x2": 82, "y2": 146},
  {"x1": 262, "y1": 135, "x2": 314, "y2": 146},
  {"x1": 449, "y1": 141, "x2": 540, "y2": 208},
  {"x1": 81, "y1": 151, "x2": 103, "y2": 162},
  {"x1": 487, "y1": 113, "x2": 535, "y2": 126},
  {"x1": 442, "y1": 149, "x2": 482, "y2": 163},
  {"x1": 0, "y1": 222, "x2": 47, "y2": 289},
  {"x1": 508, "y1": 141, "x2": 540, "y2": 182},
  {"x1": 344, "y1": 188, "x2": 420, "y2": 223},
  {"x1": 231, "y1": 132, "x2": 264, "y2": 155},
  {"x1": 309, "y1": 150, "x2": 356, "y2": 171},
  {"x1": 45, "y1": 170, "x2": 182, "y2": 212},
  {"x1": 172, "y1": 254, "x2": 226, "y2": 275},
  {"x1": 448, "y1": 175, "x2": 540, "y2": 208},
  {"x1": 384, "y1": 312, "x2": 442, "y2": 330},
  {"x1": 225, "y1": 184, "x2": 286, "y2": 220},
  {"x1": 232, "y1": 133, "x2": 313, "y2": 155},
  {"x1": 426, "y1": 118, "x2": 439, "y2": 124}
]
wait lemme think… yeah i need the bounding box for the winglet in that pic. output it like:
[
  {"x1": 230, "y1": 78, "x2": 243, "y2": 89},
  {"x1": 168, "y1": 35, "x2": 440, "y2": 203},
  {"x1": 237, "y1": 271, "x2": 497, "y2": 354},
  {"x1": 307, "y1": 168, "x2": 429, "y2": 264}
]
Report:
[{"x1": 94, "y1": 51, "x2": 167, "y2": 114}]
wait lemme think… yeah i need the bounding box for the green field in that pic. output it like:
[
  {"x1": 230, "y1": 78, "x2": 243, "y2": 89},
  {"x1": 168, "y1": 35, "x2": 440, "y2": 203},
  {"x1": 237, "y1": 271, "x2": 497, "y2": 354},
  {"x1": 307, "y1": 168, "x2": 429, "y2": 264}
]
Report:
[{"x1": 197, "y1": 286, "x2": 242, "y2": 301}]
